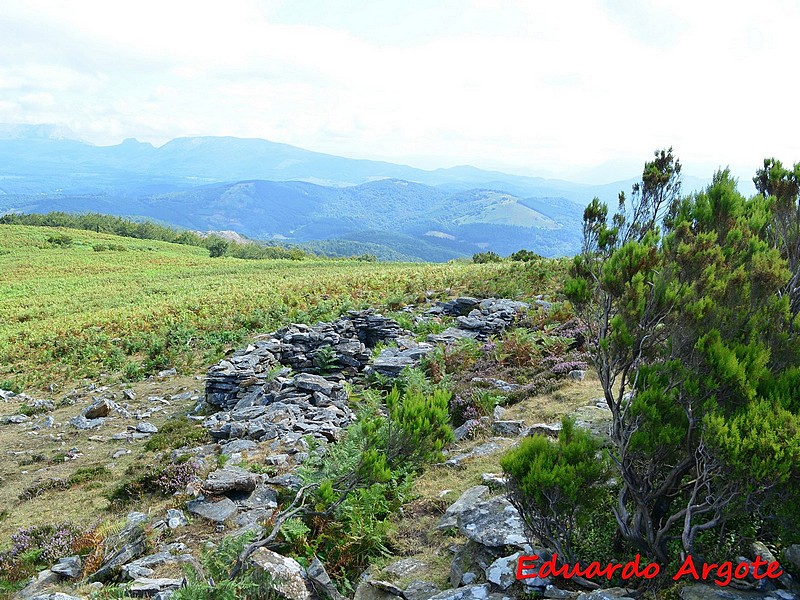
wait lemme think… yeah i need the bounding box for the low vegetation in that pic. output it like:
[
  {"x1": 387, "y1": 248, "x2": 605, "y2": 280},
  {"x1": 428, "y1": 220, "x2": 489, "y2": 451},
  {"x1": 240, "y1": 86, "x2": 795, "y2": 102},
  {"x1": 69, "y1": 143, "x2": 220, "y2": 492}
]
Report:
[{"x1": 0, "y1": 224, "x2": 565, "y2": 391}]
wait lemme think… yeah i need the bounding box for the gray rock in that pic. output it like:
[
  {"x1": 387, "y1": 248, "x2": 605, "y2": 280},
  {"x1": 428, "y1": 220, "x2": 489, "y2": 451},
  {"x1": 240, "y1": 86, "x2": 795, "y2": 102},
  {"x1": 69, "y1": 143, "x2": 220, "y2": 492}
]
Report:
[
  {"x1": 568, "y1": 370, "x2": 586, "y2": 381},
  {"x1": 544, "y1": 586, "x2": 580, "y2": 599},
  {"x1": 129, "y1": 577, "x2": 184, "y2": 596},
  {"x1": 203, "y1": 466, "x2": 258, "y2": 494},
  {"x1": 491, "y1": 420, "x2": 525, "y2": 437},
  {"x1": 446, "y1": 442, "x2": 502, "y2": 467},
  {"x1": 3, "y1": 414, "x2": 30, "y2": 424},
  {"x1": 135, "y1": 421, "x2": 158, "y2": 434},
  {"x1": 84, "y1": 397, "x2": 114, "y2": 418},
  {"x1": 371, "y1": 580, "x2": 406, "y2": 596},
  {"x1": 354, "y1": 580, "x2": 398, "y2": 600},
  {"x1": 187, "y1": 497, "x2": 238, "y2": 523},
  {"x1": 51, "y1": 555, "x2": 82, "y2": 579},
  {"x1": 221, "y1": 439, "x2": 258, "y2": 455},
  {"x1": 89, "y1": 513, "x2": 149, "y2": 581},
  {"x1": 166, "y1": 509, "x2": 188, "y2": 529},
  {"x1": 438, "y1": 485, "x2": 491, "y2": 529},
  {"x1": 294, "y1": 373, "x2": 337, "y2": 395},
  {"x1": 752, "y1": 541, "x2": 796, "y2": 591},
  {"x1": 453, "y1": 419, "x2": 483, "y2": 441},
  {"x1": 480, "y1": 473, "x2": 507, "y2": 488},
  {"x1": 429, "y1": 584, "x2": 491, "y2": 600},
  {"x1": 383, "y1": 557, "x2": 429, "y2": 580},
  {"x1": 461, "y1": 572, "x2": 478, "y2": 585},
  {"x1": 785, "y1": 545, "x2": 800, "y2": 571},
  {"x1": 265, "y1": 453, "x2": 289, "y2": 466},
  {"x1": 524, "y1": 423, "x2": 561, "y2": 438},
  {"x1": 427, "y1": 327, "x2": 480, "y2": 345},
  {"x1": 70, "y1": 414, "x2": 105, "y2": 429},
  {"x1": 486, "y1": 552, "x2": 524, "y2": 590},
  {"x1": 405, "y1": 581, "x2": 442, "y2": 600},
  {"x1": 458, "y1": 497, "x2": 527, "y2": 548},
  {"x1": 577, "y1": 589, "x2": 635, "y2": 600},
  {"x1": 17, "y1": 569, "x2": 61, "y2": 598},
  {"x1": 250, "y1": 547, "x2": 311, "y2": 600},
  {"x1": 306, "y1": 557, "x2": 345, "y2": 600}
]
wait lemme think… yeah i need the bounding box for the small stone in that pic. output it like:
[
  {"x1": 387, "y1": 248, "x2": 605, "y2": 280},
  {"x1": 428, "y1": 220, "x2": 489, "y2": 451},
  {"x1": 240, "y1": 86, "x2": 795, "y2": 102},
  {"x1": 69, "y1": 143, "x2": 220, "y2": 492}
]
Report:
[
  {"x1": 166, "y1": 509, "x2": 188, "y2": 529},
  {"x1": 428, "y1": 584, "x2": 491, "y2": 600},
  {"x1": 203, "y1": 466, "x2": 258, "y2": 494},
  {"x1": 568, "y1": 370, "x2": 586, "y2": 381},
  {"x1": 135, "y1": 422, "x2": 158, "y2": 434},
  {"x1": 404, "y1": 581, "x2": 441, "y2": 600},
  {"x1": 306, "y1": 556, "x2": 345, "y2": 600},
  {"x1": 491, "y1": 420, "x2": 525, "y2": 436},
  {"x1": 84, "y1": 397, "x2": 114, "y2": 418},
  {"x1": 4, "y1": 414, "x2": 30, "y2": 424},
  {"x1": 70, "y1": 414, "x2": 104, "y2": 430},
  {"x1": 457, "y1": 497, "x2": 527, "y2": 548},
  {"x1": 129, "y1": 577, "x2": 184, "y2": 596}
]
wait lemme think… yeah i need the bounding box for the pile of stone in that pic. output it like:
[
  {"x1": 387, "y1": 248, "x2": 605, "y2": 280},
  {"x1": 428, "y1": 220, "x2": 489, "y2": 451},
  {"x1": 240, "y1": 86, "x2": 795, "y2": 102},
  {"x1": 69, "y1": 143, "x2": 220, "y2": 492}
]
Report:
[
  {"x1": 205, "y1": 310, "x2": 405, "y2": 410},
  {"x1": 426, "y1": 298, "x2": 530, "y2": 344},
  {"x1": 202, "y1": 372, "x2": 353, "y2": 446}
]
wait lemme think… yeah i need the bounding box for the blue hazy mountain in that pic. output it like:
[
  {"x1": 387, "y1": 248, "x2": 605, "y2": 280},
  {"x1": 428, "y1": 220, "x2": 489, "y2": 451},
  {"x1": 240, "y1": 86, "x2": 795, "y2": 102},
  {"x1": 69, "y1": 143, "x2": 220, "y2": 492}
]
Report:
[{"x1": 0, "y1": 124, "x2": 666, "y2": 260}]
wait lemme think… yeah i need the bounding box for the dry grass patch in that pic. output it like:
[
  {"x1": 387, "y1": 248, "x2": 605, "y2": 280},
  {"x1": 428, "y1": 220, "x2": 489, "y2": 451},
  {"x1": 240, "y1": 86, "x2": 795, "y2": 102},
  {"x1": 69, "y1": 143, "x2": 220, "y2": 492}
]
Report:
[{"x1": 503, "y1": 372, "x2": 603, "y2": 424}]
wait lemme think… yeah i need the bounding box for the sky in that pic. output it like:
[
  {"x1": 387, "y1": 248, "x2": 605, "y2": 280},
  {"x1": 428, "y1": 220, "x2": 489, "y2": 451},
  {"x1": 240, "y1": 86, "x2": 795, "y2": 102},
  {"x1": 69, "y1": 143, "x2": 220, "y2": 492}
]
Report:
[{"x1": 1, "y1": 0, "x2": 799, "y2": 184}]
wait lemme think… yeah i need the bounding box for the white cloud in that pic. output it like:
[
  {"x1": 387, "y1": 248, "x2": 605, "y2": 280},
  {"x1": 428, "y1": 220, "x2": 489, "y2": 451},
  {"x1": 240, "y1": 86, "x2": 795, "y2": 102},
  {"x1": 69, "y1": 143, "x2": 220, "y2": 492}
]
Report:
[{"x1": 0, "y1": 0, "x2": 799, "y2": 181}]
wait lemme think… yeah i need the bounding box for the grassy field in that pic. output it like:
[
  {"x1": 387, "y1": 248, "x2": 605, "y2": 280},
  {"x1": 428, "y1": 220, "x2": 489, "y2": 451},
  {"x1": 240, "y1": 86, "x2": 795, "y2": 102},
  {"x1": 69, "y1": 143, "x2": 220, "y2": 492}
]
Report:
[{"x1": 0, "y1": 225, "x2": 565, "y2": 392}]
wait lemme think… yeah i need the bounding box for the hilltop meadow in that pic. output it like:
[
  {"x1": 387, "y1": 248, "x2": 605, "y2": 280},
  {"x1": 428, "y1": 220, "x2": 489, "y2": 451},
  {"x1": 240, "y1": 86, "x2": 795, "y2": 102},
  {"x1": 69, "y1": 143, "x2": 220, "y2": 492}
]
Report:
[{"x1": 0, "y1": 224, "x2": 562, "y2": 393}]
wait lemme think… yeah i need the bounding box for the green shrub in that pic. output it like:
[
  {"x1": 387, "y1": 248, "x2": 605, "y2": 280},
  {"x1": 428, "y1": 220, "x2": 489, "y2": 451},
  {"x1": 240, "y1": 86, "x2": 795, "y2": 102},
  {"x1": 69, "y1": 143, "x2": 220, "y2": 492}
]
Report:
[
  {"x1": 472, "y1": 251, "x2": 501, "y2": 263},
  {"x1": 46, "y1": 233, "x2": 73, "y2": 247},
  {"x1": 501, "y1": 417, "x2": 610, "y2": 562},
  {"x1": 509, "y1": 249, "x2": 541, "y2": 261},
  {"x1": 144, "y1": 417, "x2": 210, "y2": 452},
  {"x1": 67, "y1": 465, "x2": 110, "y2": 486},
  {"x1": 174, "y1": 531, "x2": 276, "y2": 600}
]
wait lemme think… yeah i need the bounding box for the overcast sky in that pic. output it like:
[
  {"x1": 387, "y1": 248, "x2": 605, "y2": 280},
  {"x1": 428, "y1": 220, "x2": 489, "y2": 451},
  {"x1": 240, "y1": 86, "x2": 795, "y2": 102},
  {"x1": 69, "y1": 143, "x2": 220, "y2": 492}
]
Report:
[{"x1": 2, "y1": 0, "x2": 799, "y2": 183}]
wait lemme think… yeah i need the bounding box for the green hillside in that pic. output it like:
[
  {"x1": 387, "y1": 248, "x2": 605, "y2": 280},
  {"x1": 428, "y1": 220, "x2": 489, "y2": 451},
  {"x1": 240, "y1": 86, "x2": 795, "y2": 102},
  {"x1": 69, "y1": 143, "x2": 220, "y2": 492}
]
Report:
[{"x1": 0, "y1": 224, "x2": 558, "y2": 391}]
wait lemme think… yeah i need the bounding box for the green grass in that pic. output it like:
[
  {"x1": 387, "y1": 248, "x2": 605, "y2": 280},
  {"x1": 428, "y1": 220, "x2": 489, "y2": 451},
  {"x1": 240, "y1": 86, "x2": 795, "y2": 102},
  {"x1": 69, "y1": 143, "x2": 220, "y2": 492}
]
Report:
[{"x1": 0, "y1": 224, "x2": 566, "y2": 391}]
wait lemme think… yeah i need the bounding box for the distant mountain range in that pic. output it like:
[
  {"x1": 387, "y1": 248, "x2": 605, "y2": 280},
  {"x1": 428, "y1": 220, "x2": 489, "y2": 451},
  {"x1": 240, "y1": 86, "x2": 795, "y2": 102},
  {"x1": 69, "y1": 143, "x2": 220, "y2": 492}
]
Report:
[{"x1": 0, "y1": 123, "x2": 706, "y2": 260}]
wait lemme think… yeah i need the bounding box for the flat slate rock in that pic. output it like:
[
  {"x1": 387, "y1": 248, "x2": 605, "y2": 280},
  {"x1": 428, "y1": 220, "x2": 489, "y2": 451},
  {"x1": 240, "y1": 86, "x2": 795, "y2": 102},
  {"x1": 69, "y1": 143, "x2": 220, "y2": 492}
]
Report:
[
  {"x1": 457, "y1": 497, "x2": 527, "y2": 549},
  {"x1": 438, "y1": 485, "x2": 491, "y2": 529},
  {"x1": 428, "y1": 584, "x2": 491, "y2": 600},
  {"x1": 187, "y1": 496, "x2": 237, "y2": 523},
  {"x1": 203, "y1": 466, "x2": 258, "y2": 494}
]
